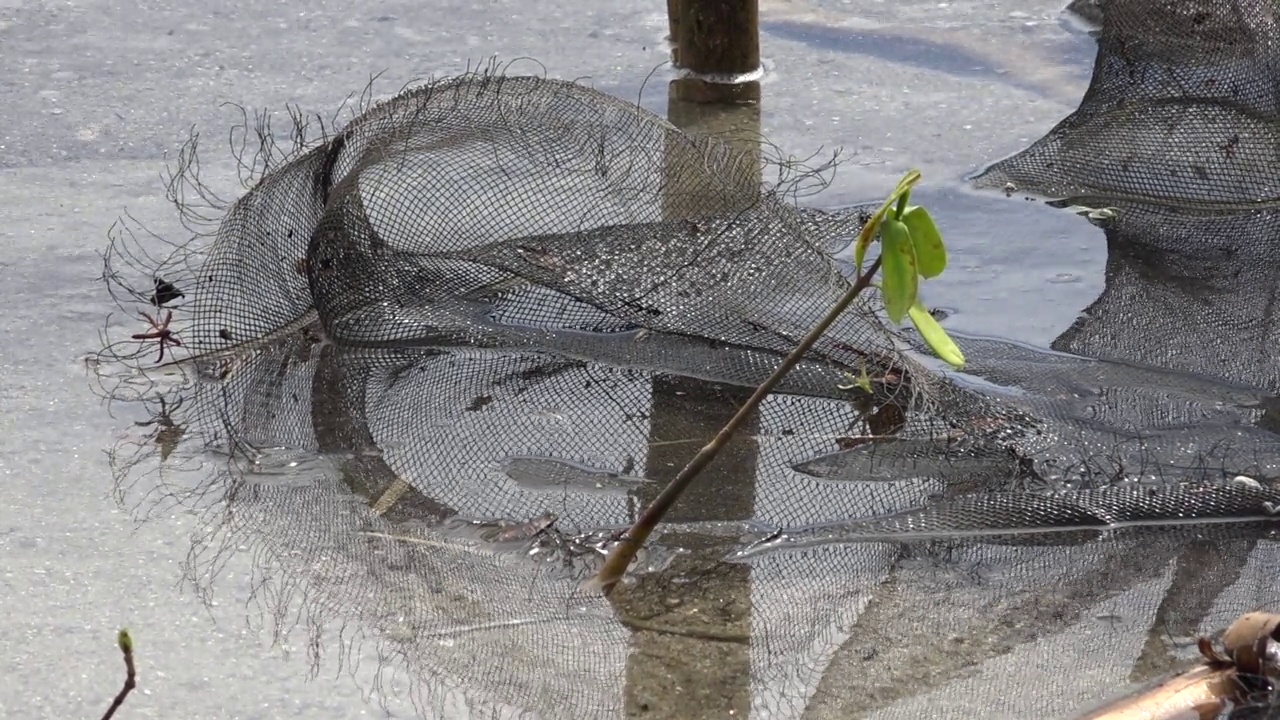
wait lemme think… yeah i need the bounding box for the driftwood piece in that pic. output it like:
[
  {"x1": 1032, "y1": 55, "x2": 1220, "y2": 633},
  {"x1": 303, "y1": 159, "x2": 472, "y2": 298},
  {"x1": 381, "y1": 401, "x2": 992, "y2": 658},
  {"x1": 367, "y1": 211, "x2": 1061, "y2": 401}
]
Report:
[
  {"x1": 1221, "y1": 612, "x2": 1280, "y2": 677},
  {"x1": 1078, "y1": 612, "x2": 1280, "y2": 719}
]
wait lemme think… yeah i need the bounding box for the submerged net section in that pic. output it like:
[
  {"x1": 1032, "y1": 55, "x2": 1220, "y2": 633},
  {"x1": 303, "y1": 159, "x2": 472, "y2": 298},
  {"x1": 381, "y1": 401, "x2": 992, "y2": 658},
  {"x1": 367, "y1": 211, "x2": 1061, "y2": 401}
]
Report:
[
  {"x1": 977, "y1": 0, "x2": 1280, "y2": 205},
  {"x1": 102, "y1": 325, "x2": 1280, "y2": 719},
  {"x1": 1052, "y1": 200, "x2": 1280, "y2": 394},
  {"x1": 94, "y1": 27, "x2": 1280, "y2": 719}
]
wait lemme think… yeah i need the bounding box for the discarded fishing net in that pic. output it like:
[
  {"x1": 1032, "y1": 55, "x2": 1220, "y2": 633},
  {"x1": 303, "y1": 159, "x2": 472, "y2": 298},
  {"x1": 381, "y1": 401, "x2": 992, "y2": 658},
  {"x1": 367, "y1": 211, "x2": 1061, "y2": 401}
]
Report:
[
  {"x1": 160, "y1": 73, "x2": 893, "y2": 377},
  {"x1": 99, "y1": 69, "x2": 977, "y2": 718},
  {"x1": 976, "y1": 0, "x2": 1280, "y2": 205},
  {"x1": 95, "y1": 51, "x2": 1280, "y2": 720}
]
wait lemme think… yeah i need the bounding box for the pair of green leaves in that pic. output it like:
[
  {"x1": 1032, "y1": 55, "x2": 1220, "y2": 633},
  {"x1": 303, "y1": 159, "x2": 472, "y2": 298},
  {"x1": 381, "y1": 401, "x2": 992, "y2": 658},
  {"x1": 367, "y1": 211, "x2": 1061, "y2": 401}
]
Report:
[{"x1": 851, "y1": 171, "x2": 965, "y2": 368}]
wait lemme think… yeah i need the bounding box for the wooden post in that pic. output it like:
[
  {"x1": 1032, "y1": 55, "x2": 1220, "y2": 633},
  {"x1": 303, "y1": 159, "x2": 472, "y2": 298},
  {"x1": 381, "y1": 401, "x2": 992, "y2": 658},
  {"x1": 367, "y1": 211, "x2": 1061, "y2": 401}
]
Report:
[
  {"x1": 670, "y1": 0, "x2": 762, "y2": 105},
  {"x1": 666, "y1": 0, "x2": 682, "y2": 65}
]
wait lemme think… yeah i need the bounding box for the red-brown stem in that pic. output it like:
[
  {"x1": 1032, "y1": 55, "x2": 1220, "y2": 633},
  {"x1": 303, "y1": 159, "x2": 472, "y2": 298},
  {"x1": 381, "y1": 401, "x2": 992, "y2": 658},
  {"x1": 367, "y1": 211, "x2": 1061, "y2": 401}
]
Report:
[{"x1": 591, "y1": 257, "x2": 884, "y2": 593}]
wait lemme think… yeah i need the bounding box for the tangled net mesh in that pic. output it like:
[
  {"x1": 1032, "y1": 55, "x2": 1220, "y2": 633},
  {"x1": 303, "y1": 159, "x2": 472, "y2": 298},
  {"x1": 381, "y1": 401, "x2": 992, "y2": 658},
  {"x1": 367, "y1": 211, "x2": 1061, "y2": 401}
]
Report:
[
  {"x1": 91, "y1": 9, "x2": 1280, "y2": 714},
  {"x1": 95, "y1": 64, "x2": 954, "y2": 718}
]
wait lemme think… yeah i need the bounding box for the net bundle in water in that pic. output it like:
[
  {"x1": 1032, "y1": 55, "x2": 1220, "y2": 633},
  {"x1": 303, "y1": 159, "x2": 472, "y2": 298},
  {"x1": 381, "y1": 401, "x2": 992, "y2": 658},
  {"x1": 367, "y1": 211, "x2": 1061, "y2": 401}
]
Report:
[
  {"x1": 97, "y1": 70, "x2": 1003, "y2": 718},
  {"x1": 977, "y1": 0, "x2": 1280, "y2": 205},
  {"x1": 110, "y1": 56, "x2": 1280, "y2": 567},
  {"x1": 186, "y1": 72, "x2": 915, "y2": 395},
  {"x1": 95, "y1": 14, "x2": 1280, "y2": 712}
]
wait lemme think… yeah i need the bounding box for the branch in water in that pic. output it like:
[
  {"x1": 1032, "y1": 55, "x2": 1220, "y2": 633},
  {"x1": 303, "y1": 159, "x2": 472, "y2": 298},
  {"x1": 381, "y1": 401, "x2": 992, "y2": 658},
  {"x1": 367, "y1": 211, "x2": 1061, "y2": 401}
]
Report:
[
  {"x1": 99, "y1": 629, "x2": 137, "y2": 720},
  {"x1": 588, "y1": 256, "x2": 884, "y2": 593}
]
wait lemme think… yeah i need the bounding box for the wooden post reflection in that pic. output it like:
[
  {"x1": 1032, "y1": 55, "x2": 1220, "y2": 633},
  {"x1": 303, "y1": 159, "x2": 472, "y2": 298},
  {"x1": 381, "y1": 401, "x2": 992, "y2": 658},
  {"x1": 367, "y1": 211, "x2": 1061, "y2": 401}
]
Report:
[
  {"x1": 612, "y1": 19, "x2": 765, "y2": 711},
  {"x1": 310, "y1": 342, "x2": 455, "y2": 523}
]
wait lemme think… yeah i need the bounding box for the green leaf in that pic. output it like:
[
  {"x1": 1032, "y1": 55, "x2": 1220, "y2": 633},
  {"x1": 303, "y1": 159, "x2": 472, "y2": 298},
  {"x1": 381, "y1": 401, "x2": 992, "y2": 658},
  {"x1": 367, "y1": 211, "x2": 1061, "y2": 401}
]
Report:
[
  {"x1": 901, "y1": 205, "x2": 946, "y2": 278},
  {"x1": 854, "y1": 223, "x2": 874, "y2": 275},
  {"x1": 908, "y1": 300, "x2": 965, "y2": 368},
  {"x1": 892, "y1": 170, "x2": 921, "y2": 198},
  {"x1": 836, "y1": 361, "x2": 875, "y2": 394},
  {"x1": 853, "y1": 170, "x2": 922, "y2": 275},
  {"x1": 879, "y1": 218, "x2": 918, "y2": 324},
  {"x1": 893, "y1": 192, "x2": 909, "y2": 221}
]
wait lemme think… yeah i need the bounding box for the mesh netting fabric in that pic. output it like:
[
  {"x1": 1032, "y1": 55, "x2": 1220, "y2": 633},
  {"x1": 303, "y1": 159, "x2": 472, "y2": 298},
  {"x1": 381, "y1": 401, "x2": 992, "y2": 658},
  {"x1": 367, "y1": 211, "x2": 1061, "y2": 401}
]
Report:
[
  {"x1": 1052, "y1": 200, "x2": 1280, "y2": 394},
  {"x1": 167, "y1": 68, "x2": 1280, "y2": 512},
  {"x1": 102, "y1": 322, "x2": 1280, "y2": 719},
  {"x1": 94, "y1": 28, "x2": 1280, "y2": 718},
  {"x1": 976, "y1": 0, "x2": 1280, "y2": 205},
  {"x1": 191, "y1": 74, "x2": 901, "y2": 381}
]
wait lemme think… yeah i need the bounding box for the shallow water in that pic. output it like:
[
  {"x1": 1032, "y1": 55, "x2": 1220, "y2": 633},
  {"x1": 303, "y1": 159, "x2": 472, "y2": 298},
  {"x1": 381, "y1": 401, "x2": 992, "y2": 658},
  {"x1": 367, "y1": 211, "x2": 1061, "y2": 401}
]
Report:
[{"x1": 0, "y1": 1, "x2": 1192, "y2": 719}]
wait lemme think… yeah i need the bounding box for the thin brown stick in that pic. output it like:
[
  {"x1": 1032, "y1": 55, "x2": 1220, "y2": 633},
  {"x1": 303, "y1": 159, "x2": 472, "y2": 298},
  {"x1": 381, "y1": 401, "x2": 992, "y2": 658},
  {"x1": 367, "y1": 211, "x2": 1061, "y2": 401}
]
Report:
[
  {"x1": 1077, "y1": 612, "x2": 1280, "y2": 719},
  {"x1": 590, "y1": 257, "x2": 884, "y2": 593},
  {"x1": 1077, "y1": 664, "x2": 1235, "y2": 720},
  {"x1": 99, "y1": 629, "x2": 137, "y2": 720}
]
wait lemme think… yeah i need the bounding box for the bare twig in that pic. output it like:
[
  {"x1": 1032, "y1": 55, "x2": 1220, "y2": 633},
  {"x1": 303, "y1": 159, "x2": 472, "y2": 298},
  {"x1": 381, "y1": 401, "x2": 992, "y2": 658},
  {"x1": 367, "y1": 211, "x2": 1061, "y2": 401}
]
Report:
[
  {"x1": 99, "y1": 629, "x2": 137, "y2": 720},
  {"x1": 589, "y1": 256, "x2": 884, "y2": 593}
]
